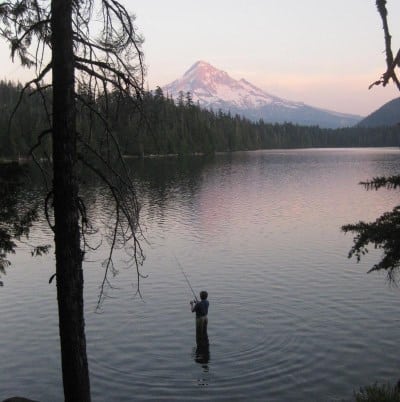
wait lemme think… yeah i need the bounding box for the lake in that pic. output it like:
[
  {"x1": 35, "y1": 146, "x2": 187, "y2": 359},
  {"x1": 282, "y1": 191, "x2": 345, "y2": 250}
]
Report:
[{"x1": 1, "y1": 148, "x2": 400, "y2": 401}]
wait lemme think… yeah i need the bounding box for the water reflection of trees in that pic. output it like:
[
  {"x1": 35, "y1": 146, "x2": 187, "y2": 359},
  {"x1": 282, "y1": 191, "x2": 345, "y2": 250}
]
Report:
[
  {"x1": 126, "y1": 156, "x2": 213, "y2": 223},
  {"x1": 0, "y1": 163, "x2": 46, "y2": 285},
  {"x1": 0, "y1": 157, "x2": 213, "y2": 287}
]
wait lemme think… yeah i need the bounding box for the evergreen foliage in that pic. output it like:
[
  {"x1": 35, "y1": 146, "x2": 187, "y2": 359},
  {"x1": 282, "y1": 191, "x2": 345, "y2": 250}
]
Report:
[
  {"x1": 342, "y1": 176, "x2": 400, "y2": 279},
  {"x1": 1, "y1": 0, "x2": 146, "y2": 400},
  {"x1": 353, "y1": 382, "x2": 400, "y2": 402},
  {"x1": 342, "y1": 0, "x2": 400, "y2": 278},
  {"x1": 0, "y1": 80, "x2": 50, "y2": 157},
  {"x1": 1, "y1": 80, "x2": 400, "y2": 158}
]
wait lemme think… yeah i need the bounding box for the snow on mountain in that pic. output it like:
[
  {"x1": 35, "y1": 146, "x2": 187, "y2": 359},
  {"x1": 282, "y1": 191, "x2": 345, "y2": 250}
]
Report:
[
  {"x1": 162, "y1": 61, "x2": 362, "y2": 128},
  {"x1": 163, "y1": 60, "x2": 292, "y2": 109}
]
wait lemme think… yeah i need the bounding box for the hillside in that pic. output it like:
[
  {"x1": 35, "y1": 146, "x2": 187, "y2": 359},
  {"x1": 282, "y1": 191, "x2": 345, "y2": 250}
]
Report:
[{"x1": 358, "y1": 97, "x2": 400, "y2": 127}]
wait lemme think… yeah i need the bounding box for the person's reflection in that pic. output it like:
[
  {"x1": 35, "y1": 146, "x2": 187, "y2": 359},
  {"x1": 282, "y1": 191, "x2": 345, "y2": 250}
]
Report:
[
  {"x1": 195, "y1": 342, "x2": 210, "y2": 365},
  {"x1": 192, "y1": 343, "x2": 210, "y2": 387}
]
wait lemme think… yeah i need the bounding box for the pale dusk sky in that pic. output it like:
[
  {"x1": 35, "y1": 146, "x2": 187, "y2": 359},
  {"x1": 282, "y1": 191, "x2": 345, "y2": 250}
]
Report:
[{"x1": 1, "y1": 0, "x2": 400, "y2": 116}]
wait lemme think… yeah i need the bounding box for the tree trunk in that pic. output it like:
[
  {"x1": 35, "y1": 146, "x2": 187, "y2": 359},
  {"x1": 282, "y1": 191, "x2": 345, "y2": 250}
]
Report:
[{"x1": 51, "y1": 0, "x2": 91, "y2": 401}]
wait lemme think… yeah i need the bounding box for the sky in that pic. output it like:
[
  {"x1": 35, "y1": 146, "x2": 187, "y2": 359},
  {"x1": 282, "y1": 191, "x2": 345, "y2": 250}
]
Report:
[{"x1": 1, "y1": 0, "x2": 400, "y2": 116}]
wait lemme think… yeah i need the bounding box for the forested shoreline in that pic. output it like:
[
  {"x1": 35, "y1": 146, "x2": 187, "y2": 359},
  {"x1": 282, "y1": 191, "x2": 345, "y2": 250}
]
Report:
[{"x1": 1, "y1": 80, "x2": 399, "y2": 159}]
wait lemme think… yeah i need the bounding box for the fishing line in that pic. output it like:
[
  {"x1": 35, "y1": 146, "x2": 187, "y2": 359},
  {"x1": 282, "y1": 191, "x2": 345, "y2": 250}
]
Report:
[{"x1": 174, "y1": 254, "x2": 198, "y2": 302}]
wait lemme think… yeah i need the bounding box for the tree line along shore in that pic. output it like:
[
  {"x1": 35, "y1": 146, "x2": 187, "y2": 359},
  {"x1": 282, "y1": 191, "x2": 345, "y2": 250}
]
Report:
[{"x1": 1, "y1": 80, "x2": 399, "y2": 160}]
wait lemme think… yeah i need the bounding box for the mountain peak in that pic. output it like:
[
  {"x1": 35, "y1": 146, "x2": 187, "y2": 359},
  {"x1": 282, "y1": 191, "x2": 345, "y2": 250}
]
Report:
[
  {"x1": 162, "y1": 61, "x2": 362, "y2": 128},
  {"x1": 182, "y1": 60, "x2": 231, "y2": 88},
  {"x1": 164, "y1": 60, "x2": 275, "y2": 109},
  {"x1": 185, "y1": 60, "x2": 213, "y2": 72}
]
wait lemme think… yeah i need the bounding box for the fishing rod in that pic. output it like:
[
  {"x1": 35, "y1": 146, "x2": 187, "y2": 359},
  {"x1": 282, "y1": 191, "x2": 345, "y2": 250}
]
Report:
[{"x1": 175, "y1": 255, "x2": 198, "y2": 302}]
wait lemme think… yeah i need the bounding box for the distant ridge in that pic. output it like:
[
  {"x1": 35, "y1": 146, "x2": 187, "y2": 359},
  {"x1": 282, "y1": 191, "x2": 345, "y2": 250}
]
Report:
[
  {"x1": 162, "y1": 61, "x2": 362, "y2": 129},
  {"x1": 357, "y1": 97, "x2": 400, "y2": 127}
]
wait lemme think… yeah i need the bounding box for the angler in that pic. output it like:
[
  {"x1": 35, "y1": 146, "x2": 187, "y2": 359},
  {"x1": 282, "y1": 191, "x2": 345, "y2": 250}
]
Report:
[
  {"x1": 190, "y1": 290, "x2": 209, "y2": 347},
  {"x1": 175, "y1": 256, "x2": 210, "y2": 348}
]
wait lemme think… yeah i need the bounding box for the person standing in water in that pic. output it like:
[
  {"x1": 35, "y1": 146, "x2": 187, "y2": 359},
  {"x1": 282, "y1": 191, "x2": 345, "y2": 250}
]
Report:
[{"x1": 190, "y1": 290, "x2": 209, "y2": 347}]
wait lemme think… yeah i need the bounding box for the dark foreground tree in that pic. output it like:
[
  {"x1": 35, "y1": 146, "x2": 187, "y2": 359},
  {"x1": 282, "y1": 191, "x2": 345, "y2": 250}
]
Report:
[
  {"x1": 342, "y1": 0, "x2": 400, "y2": 278},
  {"x1": 0, "y1": 1, "x2": 145, "y2": 401},
  {"x1": 342, "y1": 176, "x2": 400, "y2": 279}
]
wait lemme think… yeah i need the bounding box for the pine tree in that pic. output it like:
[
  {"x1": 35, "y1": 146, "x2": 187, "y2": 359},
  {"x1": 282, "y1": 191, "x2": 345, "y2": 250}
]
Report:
[
  {"x1": 342, "y1": 0, "x2": 400, "y2": 278},
  {"x1": 0, "y1": 1, "x2": 145, "y2": 400}
]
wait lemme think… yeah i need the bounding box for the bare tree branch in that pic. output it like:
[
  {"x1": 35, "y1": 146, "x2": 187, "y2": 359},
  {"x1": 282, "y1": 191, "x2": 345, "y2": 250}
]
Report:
[
  {"x1": 1, "y1": 0, "x2": 146, "y2": 306},
  {"x1": 371, "y1": 0, "x2": 400, "y2": 90}
]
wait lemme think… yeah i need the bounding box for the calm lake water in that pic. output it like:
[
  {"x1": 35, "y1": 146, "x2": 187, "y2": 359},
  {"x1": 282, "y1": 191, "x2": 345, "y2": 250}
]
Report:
[{"x1": 1, "y1": 148, "x2": 400, "y2": 402}]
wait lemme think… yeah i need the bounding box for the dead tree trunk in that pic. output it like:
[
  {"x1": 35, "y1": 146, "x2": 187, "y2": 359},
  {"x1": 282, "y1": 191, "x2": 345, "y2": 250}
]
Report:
[{"x1": 51, "y1": 0, "x2": 91, "y2": 400}]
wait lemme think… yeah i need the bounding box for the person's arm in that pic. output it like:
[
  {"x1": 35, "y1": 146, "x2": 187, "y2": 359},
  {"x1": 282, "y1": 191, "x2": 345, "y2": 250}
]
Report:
[{"x1": 190, "y1": 300, "x2": 197, "y2": 313}]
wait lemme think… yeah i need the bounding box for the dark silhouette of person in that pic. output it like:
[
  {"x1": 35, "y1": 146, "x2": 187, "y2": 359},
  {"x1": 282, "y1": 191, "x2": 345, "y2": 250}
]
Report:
[{"x1": 190, "y1": 290, "x2": 209, "y2": 347}]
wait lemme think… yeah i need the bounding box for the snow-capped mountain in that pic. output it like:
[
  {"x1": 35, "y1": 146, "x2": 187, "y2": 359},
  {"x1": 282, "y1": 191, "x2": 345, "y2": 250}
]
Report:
[{"x1": 162, "y1": 61, "x2": 362, "y2": 128}]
